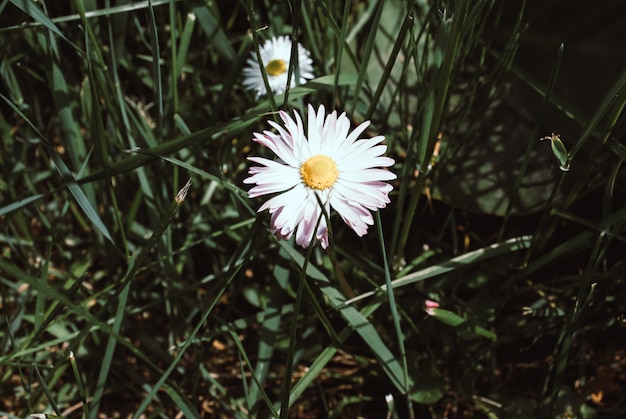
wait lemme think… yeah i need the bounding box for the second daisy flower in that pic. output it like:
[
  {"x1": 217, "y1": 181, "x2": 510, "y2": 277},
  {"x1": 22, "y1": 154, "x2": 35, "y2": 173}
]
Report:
[{"x1": 243, "y1": 35, "x2": 314, "y2": 97}]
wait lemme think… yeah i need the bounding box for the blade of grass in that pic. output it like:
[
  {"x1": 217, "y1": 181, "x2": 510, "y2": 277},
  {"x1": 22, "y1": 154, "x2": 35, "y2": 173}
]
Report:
[
  {"x1": 77, "y1": 115, "x2": 261, "y2": 185},
  {"x1": 9, "y1": 0, "x2": 83, "y2": 53},
  {"x1": 0, "y1": 0, "x2": 178, "y2": 32},
  {"x1": 286, "y1": 301, "x2": 381, "y2": 410},
  {"x1": 279, "y1": 241, "x2": 410, "y2": 395},
  {"x1": 161, "y1": 381, "x2": 202, "y2": 419},
  {"x1": 282, "y1": 0, "x2": 302, "y2": 106},
  {"x1": 1, "y1": 93, "x2": 114, "y2": 244},
  {"x1": 376, "y1": 212, "x2": 413, "y2": 418},
  {"x1": 244, "y1": 0, "x2": 277, "y2": 113},
  {"x1": 365, "y1": 8, "x2": 414, "y2": 120},
  {"x1": 246, "y1": 265, "x2": 288, "y2": 414},
  {"x1": 526, "y1": 65, "x2": 626, "y2": 259},
  {"x1": 542, "y1": 230, "x2": 608, "y2": 415},
  {"x1": 393, "y1": 0, "x2": 469, "y2": 262},
  {"x1": 330, "y1": 0, "x2": 350, "y2": 107},
  {"x1": 69, "y1": 351, "x2": 90, "y2": 418},
  {"x1": 175, "y1": 12, "x2": 195, "y2": 80},
  {"x1": 497, "y1": 42, "x2": 564, "y2": 241},
  {"x1": 229, "y1": 330, "x2": 280, "y2": 418},
  {"x1": 131, "y1": 217, "x2": 265, "y2": 419},
  {"x1": 34, "y1": 364, "x2": 61, "y2": 415},
  {"x1": 277, "y1": 242, "x2": 313, "y2": 419},
  {"x1": 192, "y1": 2, "x2": 235, "y2": 60},
  {"x1": 345, "y1": 235, "x2": 531, "y2": 307},
  {"x1": 349, "y1": 0, "x2": 384, "y2": 113},
  {"x1": 90, "y1": 180, "x2": 191, "y2": 417},
  {"x1": 146, "y1": 0, "x2": 163, "y2": 137}
]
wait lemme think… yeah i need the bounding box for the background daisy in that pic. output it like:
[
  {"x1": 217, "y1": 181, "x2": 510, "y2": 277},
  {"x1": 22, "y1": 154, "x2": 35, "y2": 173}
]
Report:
[
  {"x1": 244, "y1": 104, "x2": 396, "y2": 248},
  {"x1": 243, "y1": 35, "x2": 314, "y2": 97}
]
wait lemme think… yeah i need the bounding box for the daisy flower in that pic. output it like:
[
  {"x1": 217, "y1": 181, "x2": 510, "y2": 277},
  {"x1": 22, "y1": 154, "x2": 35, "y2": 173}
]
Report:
[
  {"x1": 244, "y1": 104, "x2": 396, "y2": 249},
  {"x1": 243, "y1": 35, "x2": 314, "y2": 97}
]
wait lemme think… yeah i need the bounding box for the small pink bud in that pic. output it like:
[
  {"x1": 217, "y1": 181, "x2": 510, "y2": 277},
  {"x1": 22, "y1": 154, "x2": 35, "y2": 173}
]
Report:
[{"x1": 424, "y1": 300, "x2": 440, "y2": 309}]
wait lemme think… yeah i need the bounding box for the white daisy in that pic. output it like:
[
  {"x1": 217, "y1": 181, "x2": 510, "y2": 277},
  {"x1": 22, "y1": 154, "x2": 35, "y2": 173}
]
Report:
[
  {"x1": 244, "y1": 104, "x2": 396, "y2": 248},
  {"x1": 243, "y1": 35, "x2": 314, "y2": 98}
]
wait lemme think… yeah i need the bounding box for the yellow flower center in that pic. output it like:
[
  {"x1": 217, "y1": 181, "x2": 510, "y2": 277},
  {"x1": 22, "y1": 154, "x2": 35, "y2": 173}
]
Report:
[
  {"x1": 266, "y1": 59, "x2": 287, "y2": 76},
  {"x1": 300, "y1": 155, "x2": 339, "y2": 190}
]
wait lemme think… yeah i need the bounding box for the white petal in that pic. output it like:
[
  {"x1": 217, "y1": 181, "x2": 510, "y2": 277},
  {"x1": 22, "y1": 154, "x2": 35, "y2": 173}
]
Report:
[
  {"x1": 307, "y1": 104, "x2": 324, "y2": 154},
  {"x1": 340, "y1": 168, "x2": 397, "y2": 183},
  {"x1": 333, "y1": 180, "x2": 392, "y2": 210}
]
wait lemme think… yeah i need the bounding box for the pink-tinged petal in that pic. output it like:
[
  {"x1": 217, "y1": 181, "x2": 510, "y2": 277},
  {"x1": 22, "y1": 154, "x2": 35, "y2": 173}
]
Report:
[
  {"x1": 245, "y1": 159, "x2": 300, "y2": 196},
  {"x1": 247, "y1": 181, "x2": 297, "y2": 198},
  {"x1": 252, "y1": 131, "x2": 300, "y2": 167},
  {"x1": 295, "y1": 205, "x2": 322, "y2": 248},
  {"x1": 329, "y1": 195, "x2": 373, "y2": 237},
  {"x1": 286, "y1": 109, "x2": 310, "y2": 159},
  {"x1": 425, "y1": 300, "x2": 440, "y2": 309}
]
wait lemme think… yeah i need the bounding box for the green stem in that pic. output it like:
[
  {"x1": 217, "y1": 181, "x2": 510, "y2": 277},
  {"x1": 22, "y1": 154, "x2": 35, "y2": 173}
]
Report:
[
  {"x1": 376, "y1": 212, "x2": 414, "y2": 419},
  {"x1": 278, "y1": 212, "x2": 322, "y2": 418},
  {"x1": 245, "y1": 0, "x2": 277, "y2": 113}
]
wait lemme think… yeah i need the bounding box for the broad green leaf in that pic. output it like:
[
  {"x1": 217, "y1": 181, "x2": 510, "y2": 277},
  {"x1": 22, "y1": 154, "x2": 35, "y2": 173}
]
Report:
[{"x1": 409, "y1": 361, "x2": 448, "y2": 404}]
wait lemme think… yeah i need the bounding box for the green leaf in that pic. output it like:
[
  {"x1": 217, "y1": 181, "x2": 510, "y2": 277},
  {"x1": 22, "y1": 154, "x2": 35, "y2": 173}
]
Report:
[{"x1": 409, "y1": 361, "x2": 448, "y2": 404}]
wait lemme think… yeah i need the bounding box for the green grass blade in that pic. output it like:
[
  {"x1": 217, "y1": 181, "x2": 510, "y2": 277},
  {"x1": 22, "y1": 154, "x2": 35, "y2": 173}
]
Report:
[
  {"x1": 161, "y1": 382, "x2": 202, "y2": 419},
  {"x1": 146, "y1": 0, "x2": 163, "y2": 136},
  {"x1": 376, "y1": 212, "x2": 413, "y2": 416},
  {"x1": 69, "y1": 351, "x2": 90, "y2": 418},
  {"x1": 9, "y1": 0, "x2": 83, "y2": 53},
  {"x1": 349, "y1": 0, "x2": 384, "y2": 113},
  {"x1": 0, "y1": 93, "x2": 114, "y2": 244},
  {"x1": 346, "y1": 236, "x2": 532, "y2": 306},
  {"x1": 280, "y1": 242, "x2": 410, "y2": 394}
]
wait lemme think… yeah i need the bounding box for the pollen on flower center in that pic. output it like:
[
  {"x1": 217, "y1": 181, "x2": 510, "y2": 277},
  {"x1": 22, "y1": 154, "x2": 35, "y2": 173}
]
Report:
[
  {"x1": 300, "y1": 155, "x2": 339, "y2": 190},
  {"x1": 266, "y1": 59, "x2": 287, "y2": 76}
]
